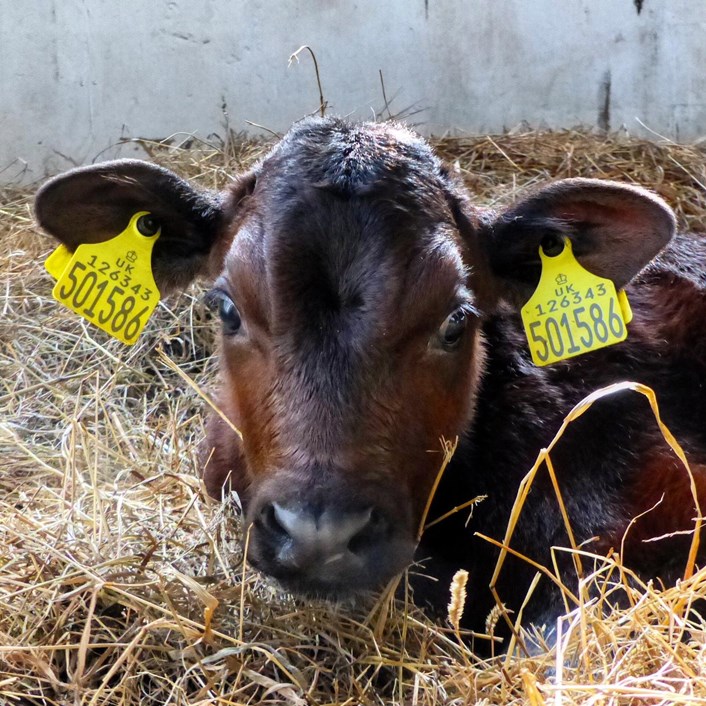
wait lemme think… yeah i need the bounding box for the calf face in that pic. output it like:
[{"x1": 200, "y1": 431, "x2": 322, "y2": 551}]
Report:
[{"x1": 35, "y1": 118, "x2": 676, "y2": 603}]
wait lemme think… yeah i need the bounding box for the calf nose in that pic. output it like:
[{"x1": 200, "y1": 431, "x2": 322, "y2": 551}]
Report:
[{"x1": 252, "y1": 501, "x2": 385, "y2": 579}]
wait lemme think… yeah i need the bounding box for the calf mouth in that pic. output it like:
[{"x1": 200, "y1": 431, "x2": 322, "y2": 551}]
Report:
[{"x1": 247, "y1": 543, "x2": 417, "y2": 599}]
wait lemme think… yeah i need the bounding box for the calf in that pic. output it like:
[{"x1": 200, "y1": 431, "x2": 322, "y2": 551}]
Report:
[{"x1": 35, "y1": 118, "x2": 706, "y2": 643}]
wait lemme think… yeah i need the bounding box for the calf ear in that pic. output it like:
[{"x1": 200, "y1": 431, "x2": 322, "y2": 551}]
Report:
[
  {"x1": 35, "y1": 159, "x2": 255, "y2": 293},
  {"x1": 483, "y1": 178, "x2": 676, "y2": 307}
]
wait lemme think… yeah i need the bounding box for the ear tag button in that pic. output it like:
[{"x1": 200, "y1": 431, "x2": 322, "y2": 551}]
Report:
[
  {"x1": 520, "y1": 237, "x2": 631, "y2": 366},
  {"x1": 45, "y1": 212, "x2": 162, "y2": 345}
]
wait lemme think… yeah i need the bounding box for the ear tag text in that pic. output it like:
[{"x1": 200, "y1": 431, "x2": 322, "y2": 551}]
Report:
[
  {"x1": 45, "y1": 212, "x2": 161, "y2": 345},
  {"x1": 521, "y1": 238, "x2": 631, "y2": 366}
]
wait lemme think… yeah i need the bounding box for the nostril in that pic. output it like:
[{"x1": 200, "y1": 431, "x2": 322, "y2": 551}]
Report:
[
  {"x1": 347, "y1": 530, "x2": 370, "y2": 555},
  {"x1": 347, "y1": 508, "x2": 387, "y2": 555},
  {"x1": 257, "y1": 502, "x2": 289, "y2": 539}
]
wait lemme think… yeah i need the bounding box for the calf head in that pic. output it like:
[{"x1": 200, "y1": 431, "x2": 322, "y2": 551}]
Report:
[{"x1": 35, "y1": 117, "x2": 675, "y2": 596}]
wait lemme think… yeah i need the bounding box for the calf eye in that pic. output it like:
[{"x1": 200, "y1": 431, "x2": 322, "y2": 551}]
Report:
[
  {"x1": 438, "y1": 308, "x2": 468, "y2": 350},
  {"x1": 208, "y1": 290, "x2": 242, "y2": 335}
]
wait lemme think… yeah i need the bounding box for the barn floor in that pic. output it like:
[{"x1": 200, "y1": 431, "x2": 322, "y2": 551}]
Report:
[{"x1": 1, "y1": 128, "x2": 706, "y2": 705}]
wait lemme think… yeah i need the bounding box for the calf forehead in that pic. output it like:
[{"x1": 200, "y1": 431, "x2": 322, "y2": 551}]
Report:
[
  {"x1": 226, "y1": 118, "x2": 466, "y2": 337},
  {"x1": 266, "y1": 193, "x2": 461, "y2": 327}
]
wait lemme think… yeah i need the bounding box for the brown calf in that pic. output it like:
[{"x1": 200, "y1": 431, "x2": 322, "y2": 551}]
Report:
[{"x1": 35, "y1": 118, "x2": 706, "y2": 643}]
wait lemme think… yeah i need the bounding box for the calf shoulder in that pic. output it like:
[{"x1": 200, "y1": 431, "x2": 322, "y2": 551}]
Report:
[{"x1": 416, "y1": 233, "x2": 706, "y2": 633}]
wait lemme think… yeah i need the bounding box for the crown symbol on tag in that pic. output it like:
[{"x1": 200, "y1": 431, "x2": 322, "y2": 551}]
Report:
[
  {"x1": 555, "y1": 273, "x2": 568, "y2": 285},
  {"x1": 126, "y1": 250, "x2": 138, "y2": 263}
]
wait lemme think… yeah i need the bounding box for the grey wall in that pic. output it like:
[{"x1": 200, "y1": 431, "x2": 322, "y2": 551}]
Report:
[{"x1": 2, "y1": 1, "x2": 705, "y2": 183}]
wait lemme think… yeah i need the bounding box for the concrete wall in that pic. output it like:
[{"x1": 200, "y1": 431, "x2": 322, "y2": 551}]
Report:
[{"x1": 2, "y1": 0, "x2": 705, "y2": 183}]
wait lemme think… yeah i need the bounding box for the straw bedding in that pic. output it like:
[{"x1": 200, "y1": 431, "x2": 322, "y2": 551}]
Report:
[{"x1": 1, "y1": 127, "x2": 706, "y2": 705}]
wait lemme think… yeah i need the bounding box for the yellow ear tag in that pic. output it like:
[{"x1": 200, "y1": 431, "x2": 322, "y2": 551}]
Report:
[
  {"x1": 46, "y1": 212, "x2": 161, "y2": 345},
  {"x1": 520, "y1": 237, "x2": 631, "y2": 366}
]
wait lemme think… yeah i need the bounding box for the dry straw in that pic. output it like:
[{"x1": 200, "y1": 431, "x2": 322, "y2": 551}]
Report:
[{"x1": 1, "y1": 126, "x2": 706, "y2": 704}]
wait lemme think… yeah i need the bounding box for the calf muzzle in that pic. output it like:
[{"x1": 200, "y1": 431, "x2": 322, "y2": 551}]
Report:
[{"x1": 244, "y1": 474, "x2": 416, "y2": 595}]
